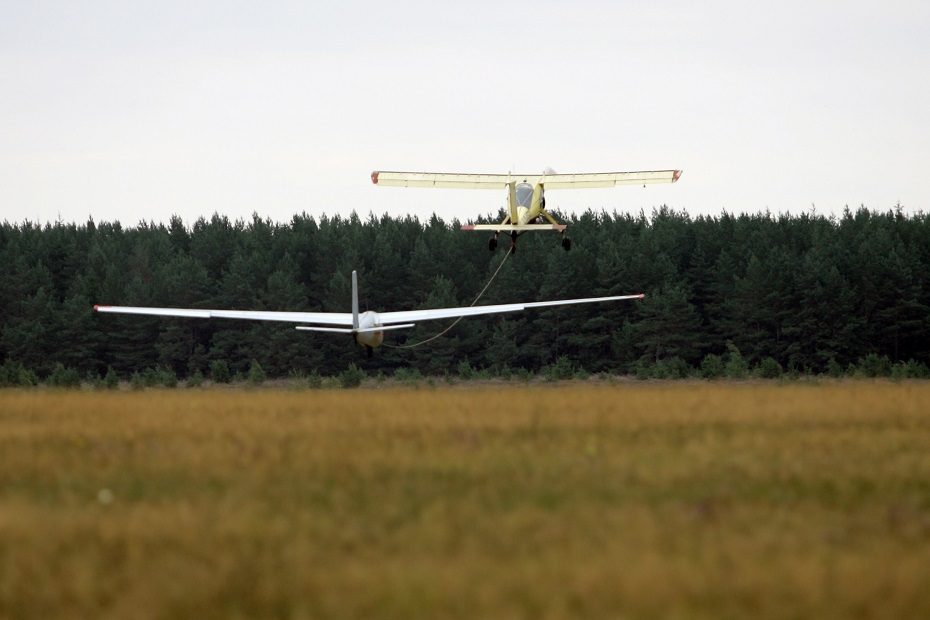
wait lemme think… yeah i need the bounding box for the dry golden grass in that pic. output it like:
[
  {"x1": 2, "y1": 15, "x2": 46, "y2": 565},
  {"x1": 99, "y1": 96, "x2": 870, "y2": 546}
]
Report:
[{"x1": 2, "y1": 382, "x2": 930, "y2": 619}]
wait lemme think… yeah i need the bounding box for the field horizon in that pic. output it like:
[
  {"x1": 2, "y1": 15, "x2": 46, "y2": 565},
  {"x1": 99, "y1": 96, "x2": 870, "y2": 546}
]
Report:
[{"x1": 2, "y1": 382, "x2": 929, "y2": 619}]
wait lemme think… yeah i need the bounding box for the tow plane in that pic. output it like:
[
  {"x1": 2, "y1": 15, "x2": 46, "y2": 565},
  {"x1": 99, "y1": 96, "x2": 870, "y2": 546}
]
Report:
[
  {"x1": 95, "y1": 271, "x2": 644, "y2": 357},
  {"x1": 372, "y1": 169, "x2": 681, "y2": 252}
]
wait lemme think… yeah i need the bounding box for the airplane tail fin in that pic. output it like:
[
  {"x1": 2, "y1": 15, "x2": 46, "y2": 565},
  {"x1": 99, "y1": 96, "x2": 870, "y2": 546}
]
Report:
[{"x1": 351, "y1": 270, "x2": 360, "y2": 330}]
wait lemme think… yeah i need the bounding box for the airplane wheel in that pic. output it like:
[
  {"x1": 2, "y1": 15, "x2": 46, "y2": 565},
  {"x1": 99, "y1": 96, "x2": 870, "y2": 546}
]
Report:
[
  {"x1": 488, "y1": 237, "x2": 497, "y2": 251},
  {"x1": 562, "y1": 237, "x2": 572, "y2": 251}
]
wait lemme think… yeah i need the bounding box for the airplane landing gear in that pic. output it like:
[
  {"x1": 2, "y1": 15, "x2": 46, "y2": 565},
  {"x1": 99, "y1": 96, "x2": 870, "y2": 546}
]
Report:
[
  {"x1": 562, "y1": 236, "x2": 572, "y2": 251},
  {"x1": 488, "y1": 235, "x2": 498, "y2": 251}
]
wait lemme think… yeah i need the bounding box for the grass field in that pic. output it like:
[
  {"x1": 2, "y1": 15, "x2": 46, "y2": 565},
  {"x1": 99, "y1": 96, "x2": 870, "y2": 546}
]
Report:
[{"x1": 2, "y1": 382, "x2": 930, "y2": 619}]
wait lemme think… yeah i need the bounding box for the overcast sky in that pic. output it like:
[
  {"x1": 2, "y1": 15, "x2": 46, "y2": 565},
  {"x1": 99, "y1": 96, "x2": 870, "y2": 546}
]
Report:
[{"x1": 2, "y1": 0, "x2": 928, "y2": 226}]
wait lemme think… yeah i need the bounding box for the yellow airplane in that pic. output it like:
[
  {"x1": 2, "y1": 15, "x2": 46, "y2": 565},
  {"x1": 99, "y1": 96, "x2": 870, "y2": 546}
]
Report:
[{"x1": 371, "y1": 169, "x2": 681, "y2": 252}]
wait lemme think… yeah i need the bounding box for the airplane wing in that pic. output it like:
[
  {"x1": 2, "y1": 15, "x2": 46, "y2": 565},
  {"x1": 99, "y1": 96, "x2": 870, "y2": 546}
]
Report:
[
  {"x1": 461, "y1": 224, "x2": 567, "y2": 232},
  {"x1": 371, "y1": 170, "x2": 681, "y2": 189},
  {"x1": 378, "y1": 293, "x2": 644, "y2": 325},
  {"x1": 93, "y1": 305, "x2": 353, "y2": 326}
]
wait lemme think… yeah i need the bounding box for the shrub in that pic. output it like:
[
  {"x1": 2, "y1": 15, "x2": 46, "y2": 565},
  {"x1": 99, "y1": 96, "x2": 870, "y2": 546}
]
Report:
[
  {"x1": 340, "y1": 363, "x2": 365, "y2": 388},
  {"x1": 186, "y1": 370, "x2": 204, "y2": 388},
  {"x1": 103, "y1": 366, "x2": 120, "y2": 389},
  {"x1": 210, "y1": 360, "x2": 231, "y2": 384},
  {"x1": 141, "y1": 367, "x2": 160, "y2": 387},
  {"x1": 634, "y1": 359, "x2": 654, "y2": 380},
  {"x1": 756, "y1": 357, "x2": 783, "y2": 379},
  {"x1": 47, "y1": 363, "x2": 81, "y2": 388},
  {"x1": 657, "y1": 356, "x2": 691, "y2": 379},
  {"x1": 904, "y1": 359, "x2": 930, "y2": 379},
  {"x1": 544, "y1": 356, "x2": 575, "y2": 382},
  {"x1": 457, "y1": 359, "x2": 476, "y2": 380},
  {"x1": 306, "y1": 372, "x2": 323, "y2": 389},
  {"x1": 130, "y1": 372, "x2": 144, "y2": 390},
  {"x1": 856, "y1": 353, "x2": 892, "y2": 378},
  {"x1": 890, "y1": 363, "x2": 908, "y2": 381},
  {"x1": 700, "y1": 354, "x2": 724, "y2": 379},
  {"x1": 0, "y1": 360, "x2": 38, "y2": 387},
  {"x1": 247, "y1": 360, "x2": 266, "y2": 385},
  {"x1": 156, "y1": 366, "x2": 178, "y2": 388},
  {"x1": 394, "y1": 367, "x2": 422, "y2": 383},
  {"x1": 724, "y1": 343, "x2": 749, "y2": 379},
  {"x1": 825, "y1": 358, "x2": 845, "y2": 378}
]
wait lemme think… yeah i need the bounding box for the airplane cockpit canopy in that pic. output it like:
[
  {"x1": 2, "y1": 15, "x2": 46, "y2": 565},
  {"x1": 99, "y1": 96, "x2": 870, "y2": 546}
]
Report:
[{"x1": 515, "y1": 183, "x2": 534, "y2": 207}]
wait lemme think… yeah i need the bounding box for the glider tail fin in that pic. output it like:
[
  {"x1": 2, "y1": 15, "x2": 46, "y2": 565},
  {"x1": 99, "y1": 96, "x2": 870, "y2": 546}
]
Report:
[{"x1": 351, "y1": 271, "x2": 360, "y2": 330}]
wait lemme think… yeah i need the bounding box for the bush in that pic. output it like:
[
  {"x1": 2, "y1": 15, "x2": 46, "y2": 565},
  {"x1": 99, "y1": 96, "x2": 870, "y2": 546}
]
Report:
[
  {"x1": 210, "y1": 360, "x2": 231, "y2": 384},
  {"x1": 156, "y1": 366, "x2": 178, "y2": 388},
  {"x1": 394, "y1": 367, "x2": 422, "y2": 383},
  {"x1": 544, "y1": 356, "x2": 575, "y2": 382},
  {"x1": 658, "y1": 356, "x2": 691, "y2": 379},
  {"x1": 856, "y1": 353, "x2": 892, "y2": 378},
  {"x1": 247, "y1": 360, "x2": 266, "y2": 385},
  {"x1": 890, "y1": 362, "x2": 908, "y2": 381},
  {"x1": 633, "y1": 359, "x2": 654, "y2": 380},
  {"x1": 306, "y1": 371, "x2": 323, "y2": 389},
  {"x1": 904, "y1": 359, "x2": 930, "y2": 379},
  {"x1": 340, "y1": 363, "x2": 365, "y2": 388},
  {"x1": 141, "y1": 367, "x2": 160, "y2": 387},
  {"x1": 0, "y1": 360, "x2": 38, "y2": 387},
  {"x1": 888, "y1": 359, "x2": 930, "y2": 381},
  {"x1": 47, "y1": 363, "x2": 81, "y2": 388},
  {"x1": 825, "y1": 358, "x2": 845, "y2": 378},
  {"x1": 573, "y1": 367, "x2": 590, "y2": 381},
  {"x1": 186, "y1": 370, "x2": 204, "y2": 388},
  {"x1": 103, "y1": 366, "x2": 120, "y2": 389},
  {"x1": 724, "y1": 343, "x2": 749, "y2": 379},
  {"x1": 130, "y1": 372, "x2": 144, "y2": 390},
  {"x1": 756, "y1": 357, "x2": 783, "y2": 379},
  {"x1": 700, "y1": 354, "x2": 724, "y2": 379},
  {"x1": 457, "y1": 359, "x2": 476, "y2": 380}
]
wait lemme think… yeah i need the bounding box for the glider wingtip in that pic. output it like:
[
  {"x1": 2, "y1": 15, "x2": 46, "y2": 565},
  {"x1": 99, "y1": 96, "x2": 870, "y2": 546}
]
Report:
[
  {"x1": 371, "y1": 171, "x2": 379, "y2": 184},
  {"x1": 93, "y1": 304, "x2": 100, "y2": 312},
  {"x1": 672, "y1": 170, "x2": 682, "y2": 182}
]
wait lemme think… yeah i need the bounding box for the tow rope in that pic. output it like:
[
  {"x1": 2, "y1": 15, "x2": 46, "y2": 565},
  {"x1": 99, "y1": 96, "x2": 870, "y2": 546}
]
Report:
[{"x1": 383, "y1": 247, "x2": 512, "y2": 349}]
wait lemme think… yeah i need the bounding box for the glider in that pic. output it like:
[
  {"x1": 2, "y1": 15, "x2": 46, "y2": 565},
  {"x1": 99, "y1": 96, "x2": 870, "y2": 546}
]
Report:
[{"x1": 95, "y1": 271, "x2": 643, "y2": 355}]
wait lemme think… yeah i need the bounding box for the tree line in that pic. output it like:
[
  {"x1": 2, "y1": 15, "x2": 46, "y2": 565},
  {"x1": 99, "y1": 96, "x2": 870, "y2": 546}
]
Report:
[{"x1": 1, "y1": 206, "x2": 928, "y2": 383}]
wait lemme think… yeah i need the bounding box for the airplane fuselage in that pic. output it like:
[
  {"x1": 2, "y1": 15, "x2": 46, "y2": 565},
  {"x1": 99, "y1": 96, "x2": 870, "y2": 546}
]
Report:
[
  {"x1": 355, "y1": 310, "x2": 384, "y2": 348},
  {"x1": 512, "y1": 181, "x2": 545, "y2": 226}
]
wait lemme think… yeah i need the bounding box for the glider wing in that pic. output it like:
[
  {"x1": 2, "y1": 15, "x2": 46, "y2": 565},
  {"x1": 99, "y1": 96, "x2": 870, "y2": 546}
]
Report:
[{"x1": 378, "y1": 294, "x2": 644, "y2": 325}]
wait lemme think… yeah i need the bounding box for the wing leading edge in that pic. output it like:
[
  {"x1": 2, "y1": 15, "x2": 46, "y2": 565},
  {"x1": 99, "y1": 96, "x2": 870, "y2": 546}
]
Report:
[
  {"x1": 371, "y1": 170, "x2": 681, "y2": 189},
  {"x1": 93, "y1": 293, "x2": 644, "y2": 328},
  {"x1": 378, "y1": 294, "x2": 644, "y2": 325},
  {"x1": 93, "y1": 305, "x2": 353, "y2": 326}
]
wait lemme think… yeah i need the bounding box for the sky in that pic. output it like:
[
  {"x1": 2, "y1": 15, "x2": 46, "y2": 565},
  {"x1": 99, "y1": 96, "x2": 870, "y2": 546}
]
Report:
[{"x1": 1, "y1": 0, "x2": 928, "y2": 226}]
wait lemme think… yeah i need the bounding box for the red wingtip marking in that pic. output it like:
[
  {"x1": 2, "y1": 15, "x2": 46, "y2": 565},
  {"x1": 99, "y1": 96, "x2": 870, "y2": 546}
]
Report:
[
  {"x1": 637, "y1": 294, "x2": 645, "y2": 299},
  {"x1": 93, "y1": 304, "x2": 100, "y2": 311},
  {"x1": 672, "y1": 170, "x2": 682, "y2": 182},
  {"x1": 371, "y1": 171, "x2": 379, "y2": 184},
  {"x1": 461, "y1": 225, "x2": 475, "y2": 231}
]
